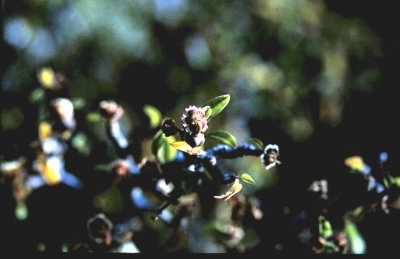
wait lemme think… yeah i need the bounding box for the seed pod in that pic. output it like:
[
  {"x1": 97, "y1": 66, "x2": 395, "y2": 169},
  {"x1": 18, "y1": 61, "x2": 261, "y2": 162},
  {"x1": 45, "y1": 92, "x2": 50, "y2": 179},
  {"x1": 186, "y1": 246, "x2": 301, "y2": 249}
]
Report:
[{"x1": 161, "y1": 118, "x2": 179, "y2": 137}]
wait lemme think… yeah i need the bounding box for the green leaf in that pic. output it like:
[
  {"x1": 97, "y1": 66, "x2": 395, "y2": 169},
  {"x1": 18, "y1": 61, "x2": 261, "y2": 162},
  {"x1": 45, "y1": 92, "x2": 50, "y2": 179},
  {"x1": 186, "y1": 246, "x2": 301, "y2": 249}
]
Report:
[
  {"x1": 151, "y1": 130, "x2": 164, "y2": 156},
  {"x1": 158, "y1": 136, "x2": 177, "y2": 163},
  {"x1": 15, "y1": 202, "x2": 28, "y2": 221},
  {"x1": 143, "y1": 105, "x2": 162, "y2": 129},
  {"x1": 248, "y1": 138, "x2": 264, "y2": 150},
  {"x1": 30, "y1": 88, "x2": 45, "y2": 103},
  {"x1": 393, "y1": 177, "x2": 400, "y2": 187},
  {"x1": 204, "y1": 94, "x2": 230, "y2": 118},
  {"x1": 383, "y1": 175, "x2": 394, "y2": 188},
  {"x1": 206, "y1": 131, "x2": 237, "y2": 148},
  {"x1": 345, "y1": 220, "x2": 366, "y2": 254},
  {"x1": 152, "y1": 130, "x2": 177, "y2": 162},
  {"x1": 71, "y1": 132, "x2": 89, "y2": 154},
  {"x1": 86, "y1": 112, "x2": 102, "y2": 122},
  {"x1": 202, "y1": 106, "x2": 212, "y2": 119},
  {"x1": 71, "y1": 98, "x2": 86, "y2": 109},
  {"x1": 240, "y1": 173, "x2": 256, "y2": 185},
  {"x1": 319, "y1": 216, "x2": 332, "y2": 238}
]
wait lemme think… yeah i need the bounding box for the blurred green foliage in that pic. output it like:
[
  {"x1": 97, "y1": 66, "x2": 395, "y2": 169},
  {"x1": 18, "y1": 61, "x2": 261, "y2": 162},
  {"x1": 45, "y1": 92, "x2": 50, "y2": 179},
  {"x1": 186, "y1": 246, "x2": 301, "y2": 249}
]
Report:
[{"x1": 1, "y1": 0, "x2": 383, "y2": 181}]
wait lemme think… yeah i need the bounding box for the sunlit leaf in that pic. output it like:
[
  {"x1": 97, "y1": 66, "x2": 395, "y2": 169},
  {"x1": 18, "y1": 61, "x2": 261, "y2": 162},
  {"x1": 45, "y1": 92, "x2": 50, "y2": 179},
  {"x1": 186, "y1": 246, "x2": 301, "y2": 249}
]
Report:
[
  {"x1": 345, "y1": 220, "x2": 366, "y2": 254},
  {"x1": 344, "y1": 156, "x2": 365, "y2": 172},
  {"x1": 206, "y1": 131, "x2": 237, "y2": 148},
  {"x1": 240, "y1": 173, "x2": 256, "y2": 185},
  {"x1": 319, "y1": 216, "x2": 332, "y2": 238},
  {"x1": 152, "y1": 130, "x2": 177, "y2": 162},
  {"x1": 170, "y1": 141, "x2": 201, "y2": 155},
  {"x1": 39, "y1": 121, "x2": 52, "y2": 141},
  {"x1": 37, "y1": 67, "x2": 56, "y2": 89},
  {"x1": 86, "y1": 112, "x2": 102, "y2": 122},
  {"x1": 143, "y1": 105, "x2": 162, "y2": 129},
  {"x1": 204, "y1": 94, "x2": 230, "y2": 118},
  {"x1": 38, "y1": 154, "x2": 62, "y2": 185},
  {"x1": 214, "y1": 179, "x2": 242, "y2": 201},
  {"x1": 393, "y1": 177, "x2": 400, "y2": 187},
  {"x1": 202, "y1": 106, "x2": 212, "y2": 119},
  {"x1": 151, "y1": 130, "x2": 164, "y2": 156},
  {"x1": 158, "y1": 136, "x2": 177, "y2": 163},
  {"x1": 71, "y1": 132, "x2": 89, "y2": 154},
  {"x1": 248, "y1": 137, "x2": 264, "y2": 150}
]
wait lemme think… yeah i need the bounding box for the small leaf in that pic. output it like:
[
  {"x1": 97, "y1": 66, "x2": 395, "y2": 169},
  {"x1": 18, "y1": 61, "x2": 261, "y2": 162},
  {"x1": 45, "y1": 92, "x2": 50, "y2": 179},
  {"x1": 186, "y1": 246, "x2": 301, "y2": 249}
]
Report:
[
  {"x1": 15, "y1": 202, "x2": 28, "y2": 221},
  {"x1": 38, "y1": 154, "x2": 62, "y2": 185},
  {"x1": 39, "y1": 122, "x2": 52, "y2": 141},
  {"x1": 158, "y1": 136, "x2": 177, "y2": 163},
  {"x1": 393, "y1": 177, "x2": 400, "y2": 187},
  {"x1": 248, "y1": 137, "x2": 264, "y2": 150},
  {"x1": 204, "y1": 94, "x2": 230, "y2": 118},
  {"x1": 71, "y1": 98, "x2": 86, "y2": 109},
  {"x1": 240, "y1": 173, "x2": 256, "y2": 185},
  {"x1": 37, "y1": 67, "x2": 56, "y2": 88},
  {"x1": 170, "y1": 141, "x2": 201, "y2": 155},
  {"x1": 202, "y1": 106, "x2": 212, "y2": 119},
  {"x1": 344, "y1": 156, "x2": 365, "y2": 172},
  {"x1": 170, "y1": 141, "x2": 192, "y2": 152},
  {"x1": 30, "y1": 88, "x2": 45, "y2": 103},
  {"x1": 151, "y1": 130, "x2": 164, "y2": 156},
  {"x1": 152, "y1": 130, "x2": 177, "y2": 162},
  {"x1": 71, "y1": 132, "x2": 89, "y2": 154},
  {"x1": 206, "y1": 131, "x2": 237, "y2": 148},
  {"x1": 319, "y1": 216, "x2": 332, "y2": 238},
  {"x1": 143, "y1": 105, "x2": 162, "y2": 129},
  {"x1": 87, "y1": 112, "x2": 102, "y2": 122},
  {"x1": 345, "y1": 220, "x2": 366, "y2": 254},
  {"x1": 214, "y1": 179, "x2": 242, "y2": 201}
]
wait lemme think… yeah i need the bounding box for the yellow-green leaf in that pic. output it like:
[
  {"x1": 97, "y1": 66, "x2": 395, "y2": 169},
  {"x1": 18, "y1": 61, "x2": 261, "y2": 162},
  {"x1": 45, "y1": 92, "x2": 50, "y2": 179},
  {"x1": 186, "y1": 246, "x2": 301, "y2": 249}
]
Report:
[
  {"x1": 394, "y1": 177, "x2": 400, "y2": 187},
  {"x1": 15, "y1": 202, "x2": 28, "y2": 221},
  {"x1": 170, "y1": 141, "x2": 191, "y2": 151},
  {"x1": 345, "y1": 220, "x2": 366, "y2": 254},
  {"x1": 248, "y1": 137, "x2": 264, "y2": 150},
  {"x1": 319, "y1": 216, "x2": 332, "y2": 238},
  {"x1": 152, "y1": 130, "x2": 177, "y2": 162},
  {"x1": 240, "y1": 173, "x2": 255, "y2": 185},
  {"x1": 202, "y1": 106, "x2": 212, "y2": 119},
  {"x1": 206, "y1": 131, "x2": 237, "y2": 148},
  {"x1": 71, "y1": 98, "x2": 86, "y2": 109},
  {"x1": 214, "y1": 179, "x2": 242, "y2": 201},
  {"x1": 158, "y1": 136, "x2": 177, "y2": 163},
  {"x1": 152, "y1": 130, "x2": 164, "y2": 156},
  {"x1": 143, "y1": 105, "x2": 162, "y2": 129},
  {"x1": 86, "y1": 112, "x2": 102, "y2": 122},
  {"x1": 344, "y1": 156, "x2": 365, "y2": 172},
  {"x1": 37, "y1": 67, "x2": 56, "y2": 88},
  {"x1": 204, "y1": 94, "x2": 230, "y2": 118}
]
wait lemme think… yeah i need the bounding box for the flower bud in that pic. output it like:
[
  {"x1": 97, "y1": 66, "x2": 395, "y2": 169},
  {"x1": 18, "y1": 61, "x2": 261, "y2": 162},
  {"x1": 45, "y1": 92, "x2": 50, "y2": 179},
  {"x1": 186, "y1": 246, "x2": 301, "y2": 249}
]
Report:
[
  {"x1": 181, "y1": 106, "x2": 208, "y2": 134},
  {"x1": 261, "y1": 144, "x2": 281, "y2": 170}
]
